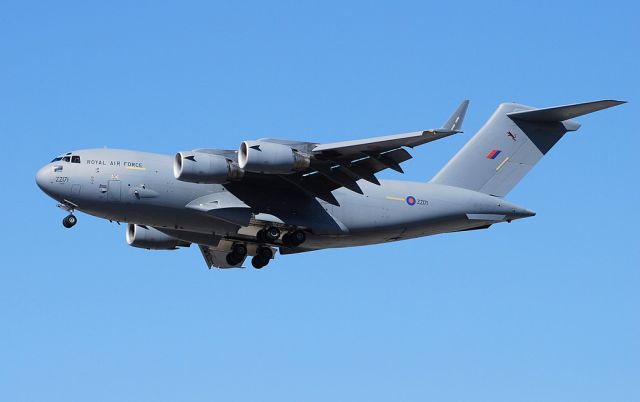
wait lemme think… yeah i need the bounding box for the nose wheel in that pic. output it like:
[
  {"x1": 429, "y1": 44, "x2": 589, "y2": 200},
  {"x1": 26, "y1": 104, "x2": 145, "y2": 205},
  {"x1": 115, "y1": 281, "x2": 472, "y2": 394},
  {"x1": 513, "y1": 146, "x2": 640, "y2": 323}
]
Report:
[
  {"x1": 57, "y1": 201, "x2": 79, "y2": 229},
  {"x1": 62, "y1": 214, "x2": 77, "y2": 228}
]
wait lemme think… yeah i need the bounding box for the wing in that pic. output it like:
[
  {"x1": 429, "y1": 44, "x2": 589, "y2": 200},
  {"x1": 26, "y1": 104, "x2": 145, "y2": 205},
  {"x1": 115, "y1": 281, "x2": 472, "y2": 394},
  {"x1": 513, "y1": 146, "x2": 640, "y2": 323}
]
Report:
[
  {"x1": 186, "y1": 101, "x2": 468, "y2": 206},
  {"x1": 274, "y1": 100, "x2": 469, "y2": 204}
]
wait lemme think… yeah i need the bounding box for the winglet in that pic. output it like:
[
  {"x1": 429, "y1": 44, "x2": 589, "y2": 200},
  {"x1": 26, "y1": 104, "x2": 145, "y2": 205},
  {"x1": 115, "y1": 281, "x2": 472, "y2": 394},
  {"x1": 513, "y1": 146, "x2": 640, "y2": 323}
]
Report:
[{"x1": 442, "y1": 100, "x2": 470, "y2": 132}]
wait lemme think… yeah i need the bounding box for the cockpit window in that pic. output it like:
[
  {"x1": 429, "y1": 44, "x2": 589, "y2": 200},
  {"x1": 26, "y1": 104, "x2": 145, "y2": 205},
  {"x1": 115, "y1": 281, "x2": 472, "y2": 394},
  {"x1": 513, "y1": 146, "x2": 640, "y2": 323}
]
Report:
[{"x1": 51, "y1": 153, "x2": 79, "y2": 163}]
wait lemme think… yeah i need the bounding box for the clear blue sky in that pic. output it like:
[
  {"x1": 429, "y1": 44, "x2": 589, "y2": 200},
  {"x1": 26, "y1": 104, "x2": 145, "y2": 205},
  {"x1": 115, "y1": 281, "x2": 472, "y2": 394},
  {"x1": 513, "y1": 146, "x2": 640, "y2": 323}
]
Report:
[{"x1": 1, "y1": 1, "x2": 638, "y2": 401}]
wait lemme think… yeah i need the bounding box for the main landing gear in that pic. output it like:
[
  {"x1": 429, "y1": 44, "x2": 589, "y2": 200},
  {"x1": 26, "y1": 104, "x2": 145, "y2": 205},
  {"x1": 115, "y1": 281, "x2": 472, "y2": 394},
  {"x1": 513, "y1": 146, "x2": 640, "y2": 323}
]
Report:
[
  {"x1": 256, "y1": 226, "x2": 306, "y2": 247},
  {"x1": 62, "y1": 214, "x2": 77, "y2": 228},
  {"x1": 226, "y1": 243, "x2": 247, "y2": 266},
  {"x1": 256, "y1": 226, "x2": 281, "y2": 243},
  {"x1": 250, "y1": 226, "x2": 307, "y2": 269},
  {"x1": 224, "y1": 226, "x2": 306, "y2": 270},
  {"x1": 282, "y1": 230, "x2": 306, "y2": 247},
  {"x1": 224, "y1": 243, "x2": 274, "y2": 269},
  {"x1": 251, "y1": 246, "x2": 273, "y2": 269}
]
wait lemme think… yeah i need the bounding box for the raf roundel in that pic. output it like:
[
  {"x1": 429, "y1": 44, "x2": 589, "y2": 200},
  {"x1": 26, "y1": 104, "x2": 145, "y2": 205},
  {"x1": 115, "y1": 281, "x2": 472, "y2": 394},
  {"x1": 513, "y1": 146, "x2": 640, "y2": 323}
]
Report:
[{"x1": 406, "y1": 195, "x2": 416, "y2": 206}]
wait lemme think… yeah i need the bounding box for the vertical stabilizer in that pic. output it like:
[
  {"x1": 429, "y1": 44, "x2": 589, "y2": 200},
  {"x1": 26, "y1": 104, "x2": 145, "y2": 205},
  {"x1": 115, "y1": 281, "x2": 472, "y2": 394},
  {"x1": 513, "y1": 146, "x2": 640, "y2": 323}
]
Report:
[{"x1": 430, "y1": 100, "x2": 624, "y2": 197}]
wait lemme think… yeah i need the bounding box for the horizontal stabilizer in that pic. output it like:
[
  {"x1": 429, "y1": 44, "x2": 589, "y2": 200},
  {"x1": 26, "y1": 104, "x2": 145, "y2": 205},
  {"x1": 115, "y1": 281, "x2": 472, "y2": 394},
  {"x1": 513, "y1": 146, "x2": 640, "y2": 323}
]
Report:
[{"x1": 507, "y1": 100, "x2": 626, "y2": 123}]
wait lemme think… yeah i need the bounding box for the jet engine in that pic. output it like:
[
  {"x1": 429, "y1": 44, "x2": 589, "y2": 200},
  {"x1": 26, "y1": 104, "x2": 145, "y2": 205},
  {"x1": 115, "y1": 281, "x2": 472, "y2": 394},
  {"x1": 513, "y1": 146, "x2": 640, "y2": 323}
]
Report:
[
  {"x1": 238, "y1": 141, "x2": 310, "y2": 174},
  {"x1": 174, "y1": 151, "x2": 244, "y2": 184},
  {"x1": 126, "y1": 224, "x2": 190, "y2": 250}
]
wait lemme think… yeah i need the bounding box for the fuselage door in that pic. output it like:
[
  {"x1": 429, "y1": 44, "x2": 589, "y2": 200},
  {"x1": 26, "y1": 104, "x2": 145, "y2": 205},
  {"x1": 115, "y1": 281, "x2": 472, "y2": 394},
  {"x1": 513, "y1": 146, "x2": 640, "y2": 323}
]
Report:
[{"x1": 108, "y1": 180, "x2": 121, "y2": 201}]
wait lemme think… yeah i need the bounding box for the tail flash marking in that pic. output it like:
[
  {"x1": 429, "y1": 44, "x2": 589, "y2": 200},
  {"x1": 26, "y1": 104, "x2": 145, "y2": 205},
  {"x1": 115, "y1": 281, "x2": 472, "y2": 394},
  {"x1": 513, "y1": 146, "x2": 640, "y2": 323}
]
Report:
[
  {"x1": 496, "y1": 157, "x2": 510, "y2": 172},
  {"x1": 486, "y1": 149, "x2": 501, "y2": 159}
]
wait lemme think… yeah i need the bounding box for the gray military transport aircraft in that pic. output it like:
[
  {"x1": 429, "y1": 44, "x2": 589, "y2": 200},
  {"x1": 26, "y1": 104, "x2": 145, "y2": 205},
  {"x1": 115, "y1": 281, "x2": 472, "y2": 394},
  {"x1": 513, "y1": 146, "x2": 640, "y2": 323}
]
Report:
[{"x1": 36, "y1": 99, "x2": 624, "y2": 269}]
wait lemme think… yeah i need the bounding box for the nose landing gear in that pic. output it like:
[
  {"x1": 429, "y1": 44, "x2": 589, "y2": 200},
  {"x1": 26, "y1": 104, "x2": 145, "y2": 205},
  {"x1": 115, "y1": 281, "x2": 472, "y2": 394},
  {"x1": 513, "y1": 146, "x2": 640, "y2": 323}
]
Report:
[
  {"x1": 62, "y1": 214, "x2": 77, "y2": 228},
  {"x1": 57, "y1": 200, "x2": 79, "y2": 229}
]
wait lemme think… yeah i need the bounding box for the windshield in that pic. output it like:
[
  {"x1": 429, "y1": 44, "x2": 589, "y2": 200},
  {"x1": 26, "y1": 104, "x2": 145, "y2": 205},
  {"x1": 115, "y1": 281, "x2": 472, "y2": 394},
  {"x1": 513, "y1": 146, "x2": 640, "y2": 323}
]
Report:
[{"x1": 51, "y1": 153, "x2": 81, "y2": 163}]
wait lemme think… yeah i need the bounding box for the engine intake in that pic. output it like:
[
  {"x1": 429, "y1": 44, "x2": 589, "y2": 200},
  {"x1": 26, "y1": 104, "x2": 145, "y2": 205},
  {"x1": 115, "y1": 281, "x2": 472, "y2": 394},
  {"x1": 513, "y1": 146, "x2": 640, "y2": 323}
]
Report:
[
  {"x1": 238, "y1": 141, "x2": 310, "y2": 174},
  {"x1": 126, "y1": 224, "x2": 190, "y2": 250},
  {"x1": 174, "y1": 151, "x2": 244, "y2": 184}
]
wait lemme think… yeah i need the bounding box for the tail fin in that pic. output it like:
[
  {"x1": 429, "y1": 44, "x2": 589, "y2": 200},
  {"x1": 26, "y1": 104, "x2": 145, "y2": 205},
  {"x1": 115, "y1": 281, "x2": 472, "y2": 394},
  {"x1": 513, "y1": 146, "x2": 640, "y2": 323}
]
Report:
[{"x1": 430, "y1": 100, "x2": 625, "y2": 197}]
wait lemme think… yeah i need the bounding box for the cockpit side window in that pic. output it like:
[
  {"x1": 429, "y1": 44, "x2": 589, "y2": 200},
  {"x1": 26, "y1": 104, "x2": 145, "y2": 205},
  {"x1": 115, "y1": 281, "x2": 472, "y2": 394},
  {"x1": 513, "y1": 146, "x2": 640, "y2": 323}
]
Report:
[
  {"x1": 51, "y1": 157, "x2": 62, "y2": 162},
  {"x1": 62, "y1": 156, "x2": 71, "y2": 162},
  {"x1": 71, "y1": 156, "x2": 80, "y2": 163}
]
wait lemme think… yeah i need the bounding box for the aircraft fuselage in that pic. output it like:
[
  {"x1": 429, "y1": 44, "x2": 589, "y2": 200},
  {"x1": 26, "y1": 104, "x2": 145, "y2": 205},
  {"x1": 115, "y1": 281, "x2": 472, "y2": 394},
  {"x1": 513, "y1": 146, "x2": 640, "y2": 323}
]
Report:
[{"x1": 36, "y1": 148, "x2": 534, "y2": 251}]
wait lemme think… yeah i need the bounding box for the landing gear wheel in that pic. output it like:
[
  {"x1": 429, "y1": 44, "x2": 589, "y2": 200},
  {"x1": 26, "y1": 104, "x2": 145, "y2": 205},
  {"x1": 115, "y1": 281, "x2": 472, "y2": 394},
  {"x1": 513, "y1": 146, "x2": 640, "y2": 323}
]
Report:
[
  {"x1": 282, "y1": 233, "x2": 292, "y2": 246},
  {"x1": 257, "y1": 246, "x2": 273, "y2": 260},
  {"x1": 231, "y1": 243, "x2": 247, "y2": 258},
  {"x1": 226, "y1": 243, "x2": 248, "y2": 266},
  {"x1": 252, "y1": 246, "x2": 273, "y2": 269},
  {"x1": 226, "y1": 253, "x2": 243, "y2": 266},
  {"x1": 290, "y1": 230, "x2": 306, "y2": 246},
  {"x1": 282, "y1": 230, "x2": 306, "y2": 247},
  {"x1": 62, "y1": 215, "x2": 77, "y2": 228},
  {"x1": 264, "y1": 226, "x2": 281, "y2": 243},
  {"x1": 251, "y1": 256, "x2": 267, "y2": 269}
]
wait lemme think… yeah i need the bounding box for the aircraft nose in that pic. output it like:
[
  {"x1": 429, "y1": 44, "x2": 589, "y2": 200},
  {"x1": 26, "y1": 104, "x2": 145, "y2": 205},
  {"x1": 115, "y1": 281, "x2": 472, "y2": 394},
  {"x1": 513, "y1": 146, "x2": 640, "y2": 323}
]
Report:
[{"x1": 35, "y1": 165, "x2": 50, "y2": 192}]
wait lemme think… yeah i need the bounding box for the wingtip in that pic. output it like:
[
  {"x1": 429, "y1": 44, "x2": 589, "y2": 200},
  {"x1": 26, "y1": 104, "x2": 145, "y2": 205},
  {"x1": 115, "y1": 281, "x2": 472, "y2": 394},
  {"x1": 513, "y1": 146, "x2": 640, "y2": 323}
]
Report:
[
  {"x1": 594, "y1": 99, "x2": 627, "y2": 111},
  {"x1": 593, "y1": 99, "x2": 627, "y2": 107},
  {"x1": 442, "y1": 99, "x2": 470, "y2": 131}
]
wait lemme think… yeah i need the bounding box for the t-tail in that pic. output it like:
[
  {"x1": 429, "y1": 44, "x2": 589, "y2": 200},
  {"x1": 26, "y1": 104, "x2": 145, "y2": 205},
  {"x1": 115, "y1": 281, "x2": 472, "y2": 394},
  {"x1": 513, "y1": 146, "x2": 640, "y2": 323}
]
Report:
[{"x1": 430, "y1": 99, "x2": 626, "y2": 197}]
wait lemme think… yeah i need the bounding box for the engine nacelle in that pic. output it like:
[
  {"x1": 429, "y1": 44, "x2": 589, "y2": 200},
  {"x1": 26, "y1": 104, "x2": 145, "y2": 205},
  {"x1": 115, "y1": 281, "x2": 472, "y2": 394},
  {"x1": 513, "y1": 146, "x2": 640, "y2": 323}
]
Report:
[
  {"x1": 238, "y1": 141, "x2": 310, "y2": 174},
  {"x1": 126, "y1": 224, "x2": 190, "y2": 250},
  {"x1": 174, "y1": 151, "x2": 244, "y2": 184}
]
